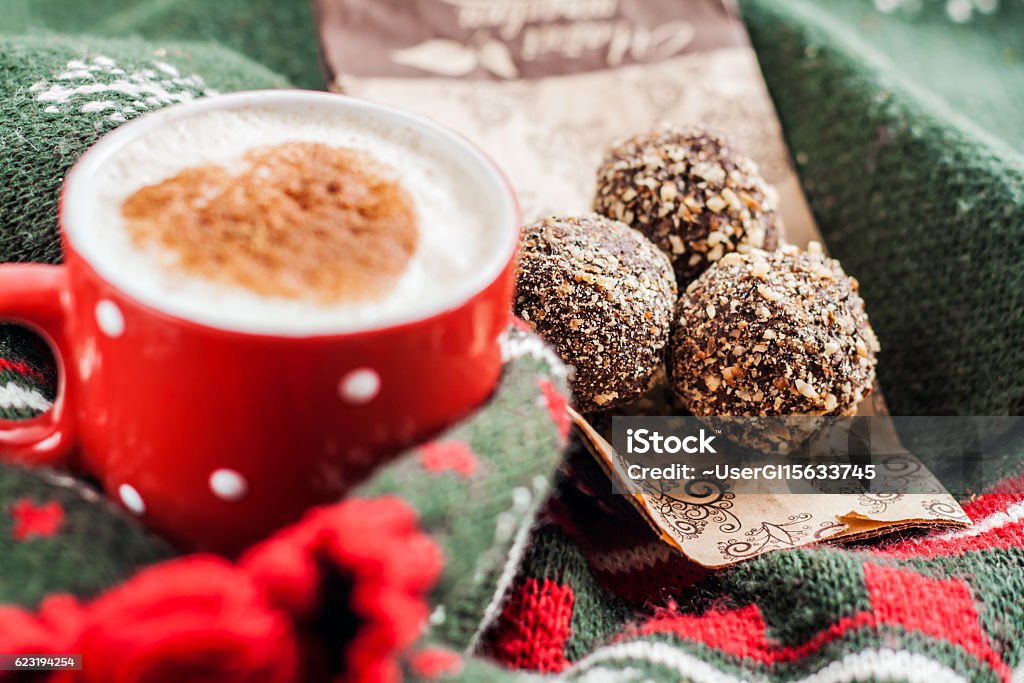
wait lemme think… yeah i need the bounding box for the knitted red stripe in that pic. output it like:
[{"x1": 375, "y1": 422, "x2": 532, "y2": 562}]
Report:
[
  {"x1": 623, "y1": 565, "x2": 1009, "y2": 678},
  {"x1": 864, "y1": 486, "x2": 1024, "y2": 559},
  {"x1": 862, "y1": 563, "x2": 1007, "y2": 679},
  {"x1": 489, "y1": 577, "x2": 575, "y2": 673},
  {"x1": 871, "y1": 520, "x2": 1024, "y2": 559},
  {"x1": 626, "y1": 603, "x2": 771, "y2": 659},
  {"x1": 962, "y1": 493, "x2": 1024, "y2": 521},
  {"x1": 0, "y1": 357, "x2": 46, "y2": 383},
  {"x1": 628, "y1": 608, "x2": 1002, "y2": 671},
  {"x1": 625, "y1": 602, "x2": 918, "y2": 665}
]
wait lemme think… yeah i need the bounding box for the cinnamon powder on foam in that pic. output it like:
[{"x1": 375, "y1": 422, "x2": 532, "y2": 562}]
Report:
[{"x1": 121, "y1": 142, "x2": 420, "y2": 304}]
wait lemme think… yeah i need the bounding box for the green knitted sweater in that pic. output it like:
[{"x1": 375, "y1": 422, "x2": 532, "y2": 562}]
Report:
[
  {"x1": 742, "y1": 0, "x2": 1024, "y2": 418},
  {"x1": 0, "y1": 0, "x2": 320, "y2": 88}
]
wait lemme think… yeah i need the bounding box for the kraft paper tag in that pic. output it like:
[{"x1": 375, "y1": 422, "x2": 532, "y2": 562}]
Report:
[
  {"x1": 315, "y1": 0, "x2": 970, "y2": 565},
  {"x1": 572, "y1": 400, "x2": 970, "y2": 568}
]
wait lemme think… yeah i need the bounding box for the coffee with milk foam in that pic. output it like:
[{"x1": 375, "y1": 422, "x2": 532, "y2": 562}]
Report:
[{"x1": 75, "y1": 106, "x2": 506, "y2": 334}]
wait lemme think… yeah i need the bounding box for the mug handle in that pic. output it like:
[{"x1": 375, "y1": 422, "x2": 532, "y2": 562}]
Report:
[{"x1": 0, "y1": 264, "x2": 77, "y2": 466}]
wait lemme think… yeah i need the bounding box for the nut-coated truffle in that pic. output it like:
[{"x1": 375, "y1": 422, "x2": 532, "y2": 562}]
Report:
[
  {"x1": 594, "y1": 126, "x2": 781, "y2": 286},
  {"x1": 667, "y1": 243, "x2": 879, "y2": 451},
  {"x1": 515, "y1": 214, "x2": 678, "y2": 412}
]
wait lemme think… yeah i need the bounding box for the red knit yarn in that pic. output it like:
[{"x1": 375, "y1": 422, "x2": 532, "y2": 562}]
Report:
[
  {"x1": 870, "y1": 487, "x2": 1024, "y2": 560},
  {"x1": 625, "y1": 603, "x2": 770, "y2": 659},
  {"x1": 0, "y1": 357, "x2": 47, "y2": 382},
  {"x1": 407, "y1": 647, "x2": 463, "y2": 679},
  {"x1": 9, "y1": 498, "x2": 64, "y2": 540},
  {"x1": 619, "y1": 564, "x2": 1009, "y2": 679},
  {"x1": 418, "y1": 441, "x2": 479, "y2": 478},
  {"x1": 488, "y1": 577, "x2": 574, "y2": 673},
  {"x1": 0, "y1": 497, "x2": 442, "y2": 683},
  {"x1": 69, "y1": 557, "x2": 299, "y2": 683},
  {"x1": 962, "y1": 492, "x2": 1024, "y2": 520},
  {"x1": 536, "y1": 378, "x2": 570, "y2": 442},
  {"x1": 871, "y1": 518, "x2": 1024, "y2": 559},
  {"x1": 0, "y1": 595, "x2": 85, "y2": 665},
  {"x1": 862, "y1": 563, "x2": 1006, "y2": 676},
  {"x1": 243, "y1": 496, "x2": 444, "y2": 683}
]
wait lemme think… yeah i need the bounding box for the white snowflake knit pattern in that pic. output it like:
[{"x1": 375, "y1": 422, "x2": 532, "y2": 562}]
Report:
[{"x1": 29, "y1": 55, "x2": 219, "y2": 128}]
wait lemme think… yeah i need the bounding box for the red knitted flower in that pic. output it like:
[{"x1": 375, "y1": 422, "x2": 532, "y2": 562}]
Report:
[
  {"x1": 69, "y1": 557, "x2": 300, "y2": 683},
  {"x1": 0, "y1": 497, "x2": 442, "y2": 683},
  {"x1": 243, "y1": 496, "x2": 444, "y2": 683},
  {"x1": 0, "y1": 595, "x2": 86, "y2": 663}
]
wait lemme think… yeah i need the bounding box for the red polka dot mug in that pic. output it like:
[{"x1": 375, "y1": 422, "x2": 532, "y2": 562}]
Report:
[{"x1": 0, "y1": 91, "x2": 520, "y2": 554}]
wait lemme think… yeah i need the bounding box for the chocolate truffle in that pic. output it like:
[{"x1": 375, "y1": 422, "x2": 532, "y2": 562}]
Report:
[
  {"x1": 594, "y1": 126, "x2": 781, "y2": 286},
  {"x1": 515, "y1": 214, "x2": 677, "y2": 412},
  {"x1": 667, "y1": 244, "x2": 879, "y2": 451}
]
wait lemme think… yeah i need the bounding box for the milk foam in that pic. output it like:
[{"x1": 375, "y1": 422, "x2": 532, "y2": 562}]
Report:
[{"x1": 75, "y1": 104, "x2": 509, "y2": 334}]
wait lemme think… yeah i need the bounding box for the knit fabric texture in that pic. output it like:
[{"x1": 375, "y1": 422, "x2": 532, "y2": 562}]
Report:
[
  {"x1": 461, "y1": 448, "x2": 1024, "y2": 683},
  {"x1": 0, "y1": 463, "x2": 173, "y2": 608},
  {"x1": 0, "y1": 0, "x2": 320, "y2": 88},
  {"x1": 358, "y1": 324, "x2": 574, "y2": 661},
  {"x1": 741, "y1": 0, "x2": 1024, "y2": 417},
  {"x1": 0, "y1": 326, "x2": 56, "y2": 420}
]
